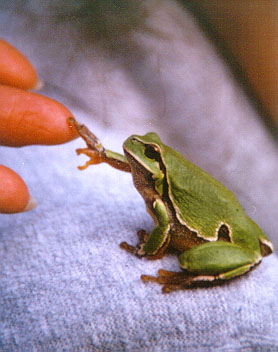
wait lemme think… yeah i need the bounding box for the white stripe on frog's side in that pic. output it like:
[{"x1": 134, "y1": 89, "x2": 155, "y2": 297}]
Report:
[{"x1": 192, "y1": 275, "x2": 216, "y2": 282}]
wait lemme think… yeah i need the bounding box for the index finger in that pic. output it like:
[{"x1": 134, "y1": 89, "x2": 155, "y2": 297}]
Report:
[{"x1": 0, "y1": 85, "x2": 77, "y2": 146}]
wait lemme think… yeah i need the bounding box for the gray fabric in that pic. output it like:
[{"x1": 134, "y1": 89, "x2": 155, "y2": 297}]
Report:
[{"x1": 1, "y1": 1, "x2": 278, "y2": 351}]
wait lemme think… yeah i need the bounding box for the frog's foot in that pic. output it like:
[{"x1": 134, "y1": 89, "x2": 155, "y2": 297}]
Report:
[
  {"x1": 120, "y1": 230, "x2": 148, "y2": 258},
  {"x1": 119, "y1": 240, "x2": 135, "y2": 253},
  {"x1": 76, "y1": 148, "x2": 105, "y2": 170},
  {"x1": 69, "y1": 117, "x2": 106, "y2": 170},
  {"x1": 141, "y1": 269, "x2": 217, "y2": 293},
  {"x1": 120, "y1": 230, "x2": 166, "y2": 259}
]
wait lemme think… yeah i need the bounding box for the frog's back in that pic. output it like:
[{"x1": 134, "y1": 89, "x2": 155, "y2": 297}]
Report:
[{"x1": 161, "y1": 143, "x2": 245, "y2": 240}]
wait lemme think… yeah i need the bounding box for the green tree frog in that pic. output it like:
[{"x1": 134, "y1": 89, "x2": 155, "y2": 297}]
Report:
[{"x1": 69, "y1": 118, "x2": 273, "y2": 293}]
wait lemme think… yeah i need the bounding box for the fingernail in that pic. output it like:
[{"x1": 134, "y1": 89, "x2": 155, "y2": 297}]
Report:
[
  {"x1": 23, "y1": 196, "x2": 37, "y2": 212},
  {"x1": 33, "y1": 78, "x2": 44, "y2": 91}
]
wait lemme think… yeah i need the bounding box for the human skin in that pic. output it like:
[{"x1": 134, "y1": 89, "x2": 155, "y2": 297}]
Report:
[{"x1": 0, "y1": 38, "x2": 77, "y2": 213}]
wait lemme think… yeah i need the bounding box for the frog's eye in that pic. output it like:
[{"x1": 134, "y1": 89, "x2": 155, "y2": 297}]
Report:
[{"x1": 144, "y1": 144, "x2": 160, "y2": 160}]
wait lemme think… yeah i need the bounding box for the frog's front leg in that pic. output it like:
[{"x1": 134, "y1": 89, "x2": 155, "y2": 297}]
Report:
[
  {"x1": 68, "y1": 117, "x2": 131, "y2": 172},
  {"x1": 120, "y1": 198, "x2": 171, "y2": 259},
  {"x1": 142, "y1": 241, "x2": 262, "y2": 293}
]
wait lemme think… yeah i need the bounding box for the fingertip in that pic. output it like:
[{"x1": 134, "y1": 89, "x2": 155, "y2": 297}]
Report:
[
  {"x1": 0, "y1": 38, "x2": 38, "y2": 90},
  {"x1": 67, "y1": 116, "x2": 79, "y2": 139},
  {"x1": 0, "y1": 86, "x2": 78, "y2": 146},
  {"x1": 0, "y1": 165, "x2": 33, "y2": 214}
]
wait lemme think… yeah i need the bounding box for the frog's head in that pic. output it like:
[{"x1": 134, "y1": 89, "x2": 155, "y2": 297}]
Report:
[{"x1": 123, "y1": 132, "x2": 165, "y2": 196}]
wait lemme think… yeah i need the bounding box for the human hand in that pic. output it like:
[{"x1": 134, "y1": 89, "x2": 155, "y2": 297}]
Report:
[{"x1": 0, "y1": 38, "x2": 77, "y2": 213}]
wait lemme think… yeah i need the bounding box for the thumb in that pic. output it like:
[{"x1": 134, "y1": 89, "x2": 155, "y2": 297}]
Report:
[{"x1": 0, "y1": 164, "x2": 36, "y2": 213}]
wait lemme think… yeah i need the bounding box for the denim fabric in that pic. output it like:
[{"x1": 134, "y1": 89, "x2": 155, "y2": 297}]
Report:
[{"x1": 1, "y1": 141, "x2": 278, "y2": 351}]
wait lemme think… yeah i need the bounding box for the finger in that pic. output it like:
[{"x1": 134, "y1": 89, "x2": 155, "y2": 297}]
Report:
[
  {"x1": 0, "y1": 165, "x2": 37, "y2": 213},
  {"x1": 0, "y1": 38, "x2": 38, "y2": 90},
  {"x1": 0, "y1": 85, "x2": 78, "y2": 146}
]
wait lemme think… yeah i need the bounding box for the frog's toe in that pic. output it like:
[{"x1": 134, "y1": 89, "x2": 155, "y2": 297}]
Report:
[
  {"x1": 119, "y1": 241, "x2": 144, "y2": 258},
  {"x1": 141, "y1": 269, "x2": 196, "y2": 293},
  {"x1": 120, "y1": 241, "x2": 136, "y2": 253},
  {"x1": 137, "y1": 229, "x2": 149, "y2": 243}
]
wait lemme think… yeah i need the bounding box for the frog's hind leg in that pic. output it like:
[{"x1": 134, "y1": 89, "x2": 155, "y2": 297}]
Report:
[
  {"x1": 142, "y1": 241, "x2": 262, "y2": 293},
  {"x1": 141, "y1": 265, "x2": 253, "y2": 293},
  {"x1": 141, "y1": 270, "x2": 198, "y2": 293}
]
